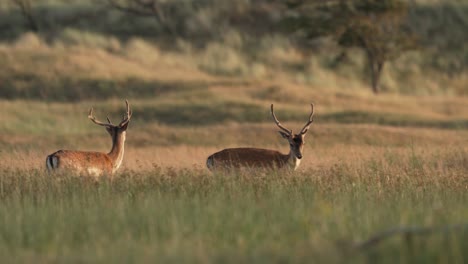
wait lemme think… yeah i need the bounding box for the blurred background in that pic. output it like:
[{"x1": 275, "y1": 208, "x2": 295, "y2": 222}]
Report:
[
  {"x1": 1, "y1": 0, "x2": 467, "y2": 96},
  {"x1": 0, "y1": 0, "x2": 467, "y2": 170}
]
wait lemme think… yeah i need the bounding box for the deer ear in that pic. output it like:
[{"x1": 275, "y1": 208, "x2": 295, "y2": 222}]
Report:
[
  {"x1": 120, "y1": 121, "x2": 129, "y2": 130},
  {"x1": 105, "y1": 126, "x2": 113, "y2": 134},
  {"x1": 278, "y1": 131, "x2": 290, "y2": 139}
]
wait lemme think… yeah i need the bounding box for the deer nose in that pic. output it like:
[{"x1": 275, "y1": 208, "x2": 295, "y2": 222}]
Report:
[{"x1": 297, "y1": 154, "x2": 303, "y2": 159}]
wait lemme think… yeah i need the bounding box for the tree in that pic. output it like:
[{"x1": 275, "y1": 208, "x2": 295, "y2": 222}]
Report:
[
  {"x1": 284, "y1": 0, "x2": 417, "y2": 94},
  {"x1": 106, "y1": 0, "x2": 179, "y2": 36},
  {"x1": 10, "y1": 0, "x2": 39, "y2": 32}
]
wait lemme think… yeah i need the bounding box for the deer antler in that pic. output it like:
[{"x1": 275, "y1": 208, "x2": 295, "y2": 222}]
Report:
[
  {"x1": 88, "y1": 100, "x2": 132, "y2": 128},
  {"x1": 271, "y1": 104, "x2": 292, "y2": 135},
  {"x1": 88, "y1": 107, "x2": 113, "y2": 127},
  {"x1": 299, "y1": 103, "x2": 314, "y2": 135},
  {"x1": 118, "y1": 99, "x2": 132, "y2": 127}
]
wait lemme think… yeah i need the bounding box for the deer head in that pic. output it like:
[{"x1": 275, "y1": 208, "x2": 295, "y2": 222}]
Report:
[
  {"x1": 271, "y1": 103, "x2": 314, "y2": 160},
  {"x1": 88, "y1": 100, "x2": 132, "y2": 139}
]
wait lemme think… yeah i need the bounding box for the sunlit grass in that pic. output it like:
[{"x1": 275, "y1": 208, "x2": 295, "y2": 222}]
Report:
[
  {"x1": 0, "y1": 145, "x2": 466, "y2": 263},
  {"x1": 1, "y1": 101, "x2": 466, "y2": 262}
]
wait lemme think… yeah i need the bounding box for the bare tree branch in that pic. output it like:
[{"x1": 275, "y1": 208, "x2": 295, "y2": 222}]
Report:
[
  {"x1": 10, "y1": 0, "x2": 39, "y2": 32},
  {"x1": 354, "y1": 224, "x2": 468, "y2": 250},
  {"x1": 106, "y1": 0, "x2": 177, "y2": 36},
  {"x1": 107, "y1": 0, "x2": 155, "y2": 17}
]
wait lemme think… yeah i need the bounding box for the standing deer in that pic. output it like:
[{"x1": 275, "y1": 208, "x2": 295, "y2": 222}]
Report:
[
  {"x1": 206, "y1": 103, "x2": 314, "y2": 171},
  {"x1": 46, "y1": 100, "x2": 132, "y2": 176}
]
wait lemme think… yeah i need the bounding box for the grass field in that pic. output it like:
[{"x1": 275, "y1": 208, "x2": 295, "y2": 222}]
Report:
[
  {"x1": 1, "y1": 1, "x2": 468, "y2": 261},
  {"x1": 1, "y1": 96, "x2": 467, "y2": 263},
  {"x1": 1, "y1": 49, "x2": 468, "y2": 263},
  {"x1": 0, "y1": 145, "x2": 467, "y2": 263}
]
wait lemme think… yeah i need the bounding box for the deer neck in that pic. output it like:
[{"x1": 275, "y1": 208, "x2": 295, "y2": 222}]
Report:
[
  {"x1": 107, "y1": 131, "x2": 126, "y2": 173},
  {"x1": 287, "y1": 151, "x2": 301, "y2": 170}
]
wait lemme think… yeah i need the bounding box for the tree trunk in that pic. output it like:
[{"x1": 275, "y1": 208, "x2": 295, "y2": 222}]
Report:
[
  {"x1": 24, "y1": 9, "x2": 39, "y2": 32},
  {"x1": 12, "y1": 0, "x2": 39, "y2": 32},
  {"x1": 149, "y1": 2, "x2": 178, "y2": 37},
  {"x1": 367, "y1": 51, "x2": 384, "y2": 94},
  {"x1": 107, "y1": 0, "x2": 179, "y2": 37},
  {"x1": 370, "y1": 62, "x2": 380, "y2": 94}
]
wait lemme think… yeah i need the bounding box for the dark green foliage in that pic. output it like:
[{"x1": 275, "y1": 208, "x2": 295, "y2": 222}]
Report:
[
  {"x1": 0, "y1": 1, "x2": 467, "y2": 96},
  {"x1": 9, "y1": 0, "x2": 39, "y2": 32},
  {"x1": 408, "y1": 3, "x2": 468, "y2": 75},
  {"x1": 285, "y1": 0, "x2": 418, "y2": 93}
]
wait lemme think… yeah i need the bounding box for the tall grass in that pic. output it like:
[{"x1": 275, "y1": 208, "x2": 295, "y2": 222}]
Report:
[{"x1": 0, "y1": 146, "x2": 466, "y2": 263}]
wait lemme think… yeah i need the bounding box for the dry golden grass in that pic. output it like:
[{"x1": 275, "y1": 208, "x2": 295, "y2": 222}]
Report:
[
  {"x1": 1, "y1": 123, "x2": 466, "y2": 174},
  {"x1": 0, "y1": 45, "x2": 211, "y2": 82},
  {"x1": 1, "y1": 41, "x2": 467, "y2": 174}
]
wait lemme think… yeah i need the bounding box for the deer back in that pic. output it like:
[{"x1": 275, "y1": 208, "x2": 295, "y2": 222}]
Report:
[
  {"x1": 207, "y1": 148, "x2": 289, "y2": 170},
  {"x1": 46, "y1": 150, "x2": 113, "y2": 176}
]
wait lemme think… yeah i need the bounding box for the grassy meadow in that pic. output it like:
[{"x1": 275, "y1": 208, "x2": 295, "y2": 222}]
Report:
[{"x1": 1, "y1": 0, "x2": 468, "y2": 263}]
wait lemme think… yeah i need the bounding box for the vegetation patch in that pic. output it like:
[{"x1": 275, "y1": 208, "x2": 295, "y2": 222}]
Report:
[{"x1": 0, "y1": 146, "x2": 466, "y2": 262}]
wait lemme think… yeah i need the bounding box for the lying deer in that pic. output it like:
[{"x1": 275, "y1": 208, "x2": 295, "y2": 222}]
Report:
[{"x1": 206, "y1": 103, "x2": 314, "y2": 171}]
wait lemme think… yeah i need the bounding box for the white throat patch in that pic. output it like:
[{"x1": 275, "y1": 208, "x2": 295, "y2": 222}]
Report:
[
  {"x1": 112, "y1": 131, "x2": 126, "y2": 173},
  {"x1": 293, "y1": 158, "x2": 301, "y2": 170},
  {"x1": 288, "y1": 156, "x2": 302, "y2": 170}
]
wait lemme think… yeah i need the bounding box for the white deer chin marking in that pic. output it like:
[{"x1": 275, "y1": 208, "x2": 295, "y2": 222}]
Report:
[
  {"x1": 288, "y1": 156, "x2": 301, "y2": 170},
  {"x1": 293, "y1": 158, "x2": 301, "y2": 170}
]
